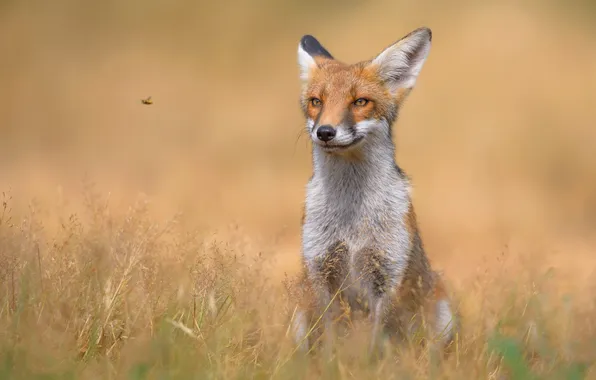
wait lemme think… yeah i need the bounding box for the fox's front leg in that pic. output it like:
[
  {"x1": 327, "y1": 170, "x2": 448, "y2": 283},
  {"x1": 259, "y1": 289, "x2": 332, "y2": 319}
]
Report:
[
  {"x1": 290, "y1": 285, "x2": 336, "y2": 356},
  {"x1": 316, "y1": 287, "x2": 337, "y2": 358},
  {"x1": 290, "y1": 281, "x2": 335, "y2": 355},
  {"x1": 310, "y1": 241, "x2": 349, "y2": 358},
  {"x1": 292, "y1": 277, "x2": 337, "y2": 357},
  {"x1": 291, "y1": 306, "x2": 310, "y2": 353},
  {"x1": 368, "y1": 294, "x2": 389, "y2": 358},
  {"x1": 358, "y1": 248, "x2": 397, "y2": 359}
]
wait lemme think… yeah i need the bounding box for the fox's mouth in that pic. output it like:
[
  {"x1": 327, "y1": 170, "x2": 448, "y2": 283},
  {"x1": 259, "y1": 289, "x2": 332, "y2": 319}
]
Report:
[{"x1": 319, "y1": 135, "x2": 365, "y2": 152}]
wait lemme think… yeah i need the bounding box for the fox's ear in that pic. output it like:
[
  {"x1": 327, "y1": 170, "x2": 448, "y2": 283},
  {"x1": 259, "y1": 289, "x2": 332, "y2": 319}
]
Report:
[
  {"x1": 371, "y1": 27, "x2": 432, "y2": 92},
  {"x1": 298, "y1": 35, "x2": 333, "y2": 81}
]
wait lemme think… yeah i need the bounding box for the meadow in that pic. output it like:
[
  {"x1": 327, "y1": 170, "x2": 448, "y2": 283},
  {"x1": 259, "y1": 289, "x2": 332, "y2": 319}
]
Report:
[{"x1": 1, "y1": 1, "x2": 596, "y2": 378}]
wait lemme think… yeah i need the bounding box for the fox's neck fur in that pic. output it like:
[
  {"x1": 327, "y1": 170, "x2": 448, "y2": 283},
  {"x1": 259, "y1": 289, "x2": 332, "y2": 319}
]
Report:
[
  {"x1": 312, "y1": 124, "x2": 398, "y2": 186},
  {"x1": 309, "y1": 121, "x2": 410, "y2": 219},
  {"x1": 305, "y1": 118, "x2": 433, "y2": 292}
]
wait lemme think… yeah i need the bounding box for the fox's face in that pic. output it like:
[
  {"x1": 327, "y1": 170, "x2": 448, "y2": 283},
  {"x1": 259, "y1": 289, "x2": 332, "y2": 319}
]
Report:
[{"x1": 298, "y1": 28, "x2": 432, "y2": 154}]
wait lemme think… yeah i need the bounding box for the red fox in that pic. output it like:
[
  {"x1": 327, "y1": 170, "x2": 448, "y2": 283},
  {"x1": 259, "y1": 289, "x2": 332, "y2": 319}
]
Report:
[{"x1": 291, "y1": 27, "x2": 457, "y2": 358}]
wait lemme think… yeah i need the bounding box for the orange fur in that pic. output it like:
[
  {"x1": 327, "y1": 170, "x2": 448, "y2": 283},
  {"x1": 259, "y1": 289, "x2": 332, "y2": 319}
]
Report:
[
  {"x1": 404, "y1": 203, "x2": 418, "y2": 246},
  {"x1": 302, "y1": 60, "x2": 408, "y2": 128}
]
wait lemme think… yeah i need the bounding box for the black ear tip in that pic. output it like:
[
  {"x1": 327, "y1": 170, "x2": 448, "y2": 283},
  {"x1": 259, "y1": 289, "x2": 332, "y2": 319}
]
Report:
[
  {"x1": 300, "y1": 34, "x2": 334, "y2": 59},
  {"x1": 300, "y1": 35, "x2": 318, "y2": 48}
]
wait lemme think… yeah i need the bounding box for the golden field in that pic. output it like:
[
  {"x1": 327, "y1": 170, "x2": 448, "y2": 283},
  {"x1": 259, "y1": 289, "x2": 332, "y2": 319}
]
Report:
[{"x1": 1, "y1": 0, "x2": 596, "y2": 378}]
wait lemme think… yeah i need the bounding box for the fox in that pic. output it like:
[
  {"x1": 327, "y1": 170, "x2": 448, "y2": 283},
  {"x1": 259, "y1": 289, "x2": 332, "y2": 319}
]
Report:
[{"x1": 291, "y1": 27, "x2": 458, "y2": 358}]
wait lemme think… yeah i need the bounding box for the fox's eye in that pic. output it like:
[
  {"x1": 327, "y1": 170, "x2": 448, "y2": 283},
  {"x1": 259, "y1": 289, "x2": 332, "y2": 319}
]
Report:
[
  {"x1": 354, "y1": 98, "x2": 369, "y2": 107},
  {"x1": 310, "y1": 98, "x2": 322, "y2": 107}
]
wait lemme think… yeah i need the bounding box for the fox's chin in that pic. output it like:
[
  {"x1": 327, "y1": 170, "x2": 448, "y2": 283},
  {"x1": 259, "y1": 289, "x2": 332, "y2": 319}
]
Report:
[{"x1": 315, "y1": 135, "x2": 365, "y2": 153}]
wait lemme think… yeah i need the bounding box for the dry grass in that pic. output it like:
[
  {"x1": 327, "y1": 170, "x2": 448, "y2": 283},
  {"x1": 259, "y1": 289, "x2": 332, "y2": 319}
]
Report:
[
  {"x1": 1, "y1": 0, "x2": 596, "y2": 378},
  {"x1": 1, "y1": 185, "x2": 595, "y2": 379}
]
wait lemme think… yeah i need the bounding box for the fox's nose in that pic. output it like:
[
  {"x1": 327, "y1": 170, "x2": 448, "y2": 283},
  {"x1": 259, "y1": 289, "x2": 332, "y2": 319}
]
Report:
[{"x1": 316, "y1": 125, "x2": 336, "y2": 142}]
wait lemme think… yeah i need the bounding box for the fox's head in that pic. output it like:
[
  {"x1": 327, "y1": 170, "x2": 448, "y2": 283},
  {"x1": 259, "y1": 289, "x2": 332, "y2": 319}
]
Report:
[{"x1": 297, "y1": 27, "x2": 432, "y2": 155}]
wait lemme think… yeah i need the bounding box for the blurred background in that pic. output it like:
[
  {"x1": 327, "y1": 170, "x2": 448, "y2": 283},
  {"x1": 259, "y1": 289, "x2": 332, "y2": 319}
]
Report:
[{"x1": 1, "y1": 0, "x2": 595, "y2": 284}]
